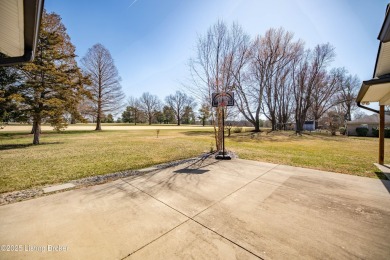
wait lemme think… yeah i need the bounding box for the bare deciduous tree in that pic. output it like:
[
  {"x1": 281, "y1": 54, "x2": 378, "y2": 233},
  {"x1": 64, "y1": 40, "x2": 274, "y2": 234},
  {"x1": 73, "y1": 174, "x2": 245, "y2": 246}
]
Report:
[
  {"x1": 81, "y1": 43, "x2": 125, "y2": 131},
  {"x1": 188, "y1": 22, "x2": 348, "y2": 137},
  {"x1": 188, "y1": 21, "x2": 247, "y2": 150},
  {"x1": 165, "y1": 91, "x2": 195, "y2": 125},
  {"x1": 336, "y1": 70, "x2": 360, "y2": 121},
  {"x1": 126, "y1": 96, "x2": 142, "y2": 125},
  {"x1": 258, "y1": 28, "x2": 303, "y2": 131},
  {"x1": 309, "y1": 68, "x2": 342, "y2": 128},
  {"x1": 292, "y1": 43, "x2": 335, "y2": 135},
  {"x1": 353, "y1": 110, "x2": 367, "y2": 120},
  {"x1": 139, "y1": 92, "x2": 161, "y2": 125}
]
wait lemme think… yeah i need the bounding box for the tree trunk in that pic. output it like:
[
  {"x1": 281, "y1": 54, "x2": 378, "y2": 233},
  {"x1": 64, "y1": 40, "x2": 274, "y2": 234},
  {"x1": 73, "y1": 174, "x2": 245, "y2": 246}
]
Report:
[
  {"x1": 217, "y1": 107, "x2": 224, "y2": 151},
  {"x1": 271, "y1": 116, "x2": 277, "y2": 131},
  {"x1": 177, "y1": 115, "x2": 180, "y2": 126},
  {"x1": 32, "y1": 120, "x2": 41, "y2": 145},
  {"x1": 95, "y1": 116, "x2": 101, "y2": 130},
  {"x1": 31, "y1": 121, "x2": 42, "y2": 135},
  {"x1": 95, "y1": 101, "x2": 102, "y2": 130},
  {"x1": 254, "y1": 121, "x2": 260, "y2": 132},
  {"x1": 96, "y1": 78, "x2": 102, "y2": 130},
  {"x1": 346, "y1": 106, "x2": 351, "y2": 121},
  {"x1": 211, "y1": 108, "x2": 221, "y2": 151},
  {"x1": 295, "y1": 118, "x2": 303, "y2": 135}
]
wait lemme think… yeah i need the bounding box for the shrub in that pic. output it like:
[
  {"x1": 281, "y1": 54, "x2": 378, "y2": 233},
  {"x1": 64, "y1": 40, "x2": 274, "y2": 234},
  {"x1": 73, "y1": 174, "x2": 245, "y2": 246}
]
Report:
[
  {"x1": 233, "y1": 127, "x2": 242, "y2": 133},
  {"x1": 372, "y1": 127, "x2": 379, "y2": 137},
  {"x1": 356, "y1": 126, "x2": 369, "y2": 137},
  {"x1": 371, "y1": 127, "x2": 390, "y2": 138},
  {"x1": 339, "y1": 127, "x2": 346, "y2": 135}
]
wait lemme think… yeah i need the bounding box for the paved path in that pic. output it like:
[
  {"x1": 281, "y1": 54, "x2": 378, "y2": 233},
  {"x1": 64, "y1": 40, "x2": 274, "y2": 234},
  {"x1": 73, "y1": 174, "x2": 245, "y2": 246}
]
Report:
[{"x1": 1, "y1": 158, "x2": 390, "y2": 259}]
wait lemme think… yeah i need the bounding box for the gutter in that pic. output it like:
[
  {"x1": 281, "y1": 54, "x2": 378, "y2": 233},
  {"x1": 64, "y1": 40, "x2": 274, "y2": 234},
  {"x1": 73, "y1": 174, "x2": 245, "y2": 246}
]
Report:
[
  {"x1": 0, "y1": 0, "x2": 45, "y2": 66},
  {"x1": 356, "y1": 75, "x2": 390, "y2": 114},
  {"x1": 357, "y1": 101, "x2": 379, "y2": 114}
]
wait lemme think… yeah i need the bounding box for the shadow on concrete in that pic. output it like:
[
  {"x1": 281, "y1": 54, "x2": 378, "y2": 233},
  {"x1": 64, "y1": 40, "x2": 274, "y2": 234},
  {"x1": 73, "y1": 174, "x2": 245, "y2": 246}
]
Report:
[
  {"x1": 374, "y1": 171, "x2": 390, "y2": 194},
  {"x1": 174, "y1": 168, "x2": 209, "y2": 174},
  {"x1": 173, "y1": 154, "x2": 219, "y2": 175},
  {"x1": 153, "y1": 154, "x2": 218, "y2": 189}
]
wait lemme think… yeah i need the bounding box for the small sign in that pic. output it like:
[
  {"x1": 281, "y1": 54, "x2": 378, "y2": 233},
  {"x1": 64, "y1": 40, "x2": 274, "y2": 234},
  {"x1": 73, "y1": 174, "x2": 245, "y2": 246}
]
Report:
[{"x1": 212, "y1": 92, "x2": 234, "y2": 107}]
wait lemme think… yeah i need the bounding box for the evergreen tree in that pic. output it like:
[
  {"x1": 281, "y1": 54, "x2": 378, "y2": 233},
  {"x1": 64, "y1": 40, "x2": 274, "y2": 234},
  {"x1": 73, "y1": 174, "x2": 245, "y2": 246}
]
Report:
[
  {"x1": 182, "y1": 106, "x2": 195, "y2": 124},
  {"x1": 198, "y1": 103, "x2": 211, "y2": 126},
  {"x1": 162, "y1": 105, "x2": 176, "y2": 124},
  {"x1": 122, "y1": 105, "x2": 141, "y2": 124},
  {"x1": 17, "y1": 11, "x2": 89, "y2": 144},
  {"x1": 0, "y1": 57, "x2": 23, "y2": 123}
]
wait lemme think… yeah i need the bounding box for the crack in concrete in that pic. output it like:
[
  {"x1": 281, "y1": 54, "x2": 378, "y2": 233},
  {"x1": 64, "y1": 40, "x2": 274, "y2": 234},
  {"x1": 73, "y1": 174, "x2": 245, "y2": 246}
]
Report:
[{"x1": 119, "y1": 163, "x2": 279, "y2": 259}]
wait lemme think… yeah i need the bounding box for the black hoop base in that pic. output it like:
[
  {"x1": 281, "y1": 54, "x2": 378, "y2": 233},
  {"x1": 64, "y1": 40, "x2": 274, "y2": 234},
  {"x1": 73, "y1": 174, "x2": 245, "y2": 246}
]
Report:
[{"x1": 215, "y1": 151, "x2": 232, "y2": 160}]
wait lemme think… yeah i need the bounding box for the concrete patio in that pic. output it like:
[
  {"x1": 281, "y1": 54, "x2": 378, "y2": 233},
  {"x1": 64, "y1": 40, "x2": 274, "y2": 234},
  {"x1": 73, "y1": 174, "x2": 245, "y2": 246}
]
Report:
[{"x1": 0, "y1": 158, "x2": 390, "y2": 259}]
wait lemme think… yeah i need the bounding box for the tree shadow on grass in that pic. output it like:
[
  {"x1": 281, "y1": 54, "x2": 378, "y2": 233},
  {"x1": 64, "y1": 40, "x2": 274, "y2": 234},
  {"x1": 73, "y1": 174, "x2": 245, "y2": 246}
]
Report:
[
  {"x1": 0, "y1": 132, "x2": 32, "y2": 138},
  {"x1": 0, "y1": 142, "x2": 63, "y2": 151},
  {"x1": 228, "y1": 131, "x2": 350, "y2": 144},
  {"x1": 182, "y1": 131, "x2": 214, "y2": 136}
]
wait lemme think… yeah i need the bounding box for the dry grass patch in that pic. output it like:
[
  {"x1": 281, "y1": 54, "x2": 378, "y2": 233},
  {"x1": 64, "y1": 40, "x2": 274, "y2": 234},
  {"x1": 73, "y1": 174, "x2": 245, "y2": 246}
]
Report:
[
  {"x1": 227, "y1": 131, "x2": 389, "y2": 179},
  {"x1": 0, "y1": 129, "x2": 213, "y2": 193},
  {"x1": 1, "y1": 128, "x2": 388, "y2": 193}
]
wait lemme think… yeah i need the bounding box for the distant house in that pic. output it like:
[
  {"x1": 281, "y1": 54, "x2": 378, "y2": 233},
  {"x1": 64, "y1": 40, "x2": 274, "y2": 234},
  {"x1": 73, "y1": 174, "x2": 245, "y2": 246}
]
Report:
[
  {"x1": 346, "y1": 114, "x2": 390, "y2": 136},
  {"x1": 289, "y1": 121, "x2": 316, "y2": 131},
  {"x1": 303, "y1": 121, "x2": 315, "y2": 131}
]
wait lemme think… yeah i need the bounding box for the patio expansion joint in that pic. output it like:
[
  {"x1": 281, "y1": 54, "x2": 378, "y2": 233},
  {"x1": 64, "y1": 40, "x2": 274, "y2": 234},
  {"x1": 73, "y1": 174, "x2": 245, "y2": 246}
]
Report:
[{"x1": 119, "y1": 165, "x2": 280, "y2": 259}]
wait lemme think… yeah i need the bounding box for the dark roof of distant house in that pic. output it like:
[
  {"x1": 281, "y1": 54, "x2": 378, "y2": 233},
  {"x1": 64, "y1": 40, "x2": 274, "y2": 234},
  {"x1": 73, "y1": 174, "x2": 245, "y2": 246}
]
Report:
[{"x1": 347, "y1": 114, "x2": 390, "y2": 125}]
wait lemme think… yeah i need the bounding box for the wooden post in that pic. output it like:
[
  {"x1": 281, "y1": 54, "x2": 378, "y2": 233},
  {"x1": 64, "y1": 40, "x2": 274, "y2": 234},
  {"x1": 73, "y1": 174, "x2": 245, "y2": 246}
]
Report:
[{"x1": 379, "y1": 105, "x2": 385, "y2": 165}]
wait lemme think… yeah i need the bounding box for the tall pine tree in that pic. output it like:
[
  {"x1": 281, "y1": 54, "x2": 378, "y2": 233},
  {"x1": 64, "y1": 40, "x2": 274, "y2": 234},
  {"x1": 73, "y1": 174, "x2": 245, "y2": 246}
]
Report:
[
  {"x1": 18, "y1": 10, "x2": 89, "y2": 144},
  {"x1": 0, "y1": 54, "x2": 22, "y2": 123}
]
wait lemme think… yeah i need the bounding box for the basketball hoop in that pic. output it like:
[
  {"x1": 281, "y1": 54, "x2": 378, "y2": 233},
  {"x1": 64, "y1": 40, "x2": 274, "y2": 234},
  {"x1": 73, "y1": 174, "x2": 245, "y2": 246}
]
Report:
[
  {"x1": 211, "y1": 91, "x2": 235, "y2": 160},
  {"x1": 217, "y1": 93, "x2": 229, "y2": 107},
  {"x1": 212, "y1": 92, "x2": 234, "y2": 107}
]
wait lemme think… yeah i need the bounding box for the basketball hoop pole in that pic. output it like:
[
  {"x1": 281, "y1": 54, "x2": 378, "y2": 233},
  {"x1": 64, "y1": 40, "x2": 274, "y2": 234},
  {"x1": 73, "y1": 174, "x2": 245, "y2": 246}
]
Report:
[
  {"x1": 212, "y1": 91, "x2": 233, "y2": 160},
  {"x1": 222, "y1": 107, "x2": 225, "y2": 159}
]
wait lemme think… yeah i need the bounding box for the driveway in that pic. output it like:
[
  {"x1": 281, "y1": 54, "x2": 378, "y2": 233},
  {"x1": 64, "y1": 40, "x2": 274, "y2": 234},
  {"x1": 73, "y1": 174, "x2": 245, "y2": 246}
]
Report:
[{"x1": 0, "y1": 158, "x2": 390, "y2": 259}]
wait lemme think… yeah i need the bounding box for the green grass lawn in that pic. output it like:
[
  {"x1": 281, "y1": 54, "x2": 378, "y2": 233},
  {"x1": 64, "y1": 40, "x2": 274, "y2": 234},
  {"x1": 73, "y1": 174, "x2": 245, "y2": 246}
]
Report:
[{"x1": 0, "y1": 127, "x2": 389, "y2": 193}]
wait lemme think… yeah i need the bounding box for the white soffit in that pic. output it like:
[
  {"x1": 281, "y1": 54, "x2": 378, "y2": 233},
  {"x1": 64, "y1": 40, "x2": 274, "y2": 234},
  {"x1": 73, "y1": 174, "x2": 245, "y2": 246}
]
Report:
[
  {"x1": 375, "y1": 41, "x2": 390, "y2": 77},
  {"x1": 0, "y1": 0, "x2": 24, "y2": 57},
  {"x1": 361, "y1": 83, "x2": 390, "y2": 105}
]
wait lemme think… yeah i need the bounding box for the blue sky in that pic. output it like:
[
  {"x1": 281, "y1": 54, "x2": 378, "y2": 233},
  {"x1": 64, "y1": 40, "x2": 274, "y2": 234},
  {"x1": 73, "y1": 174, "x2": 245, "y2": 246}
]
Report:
[{"x1": 45, "y1": 0, "x2": 388, "y2": 104}]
